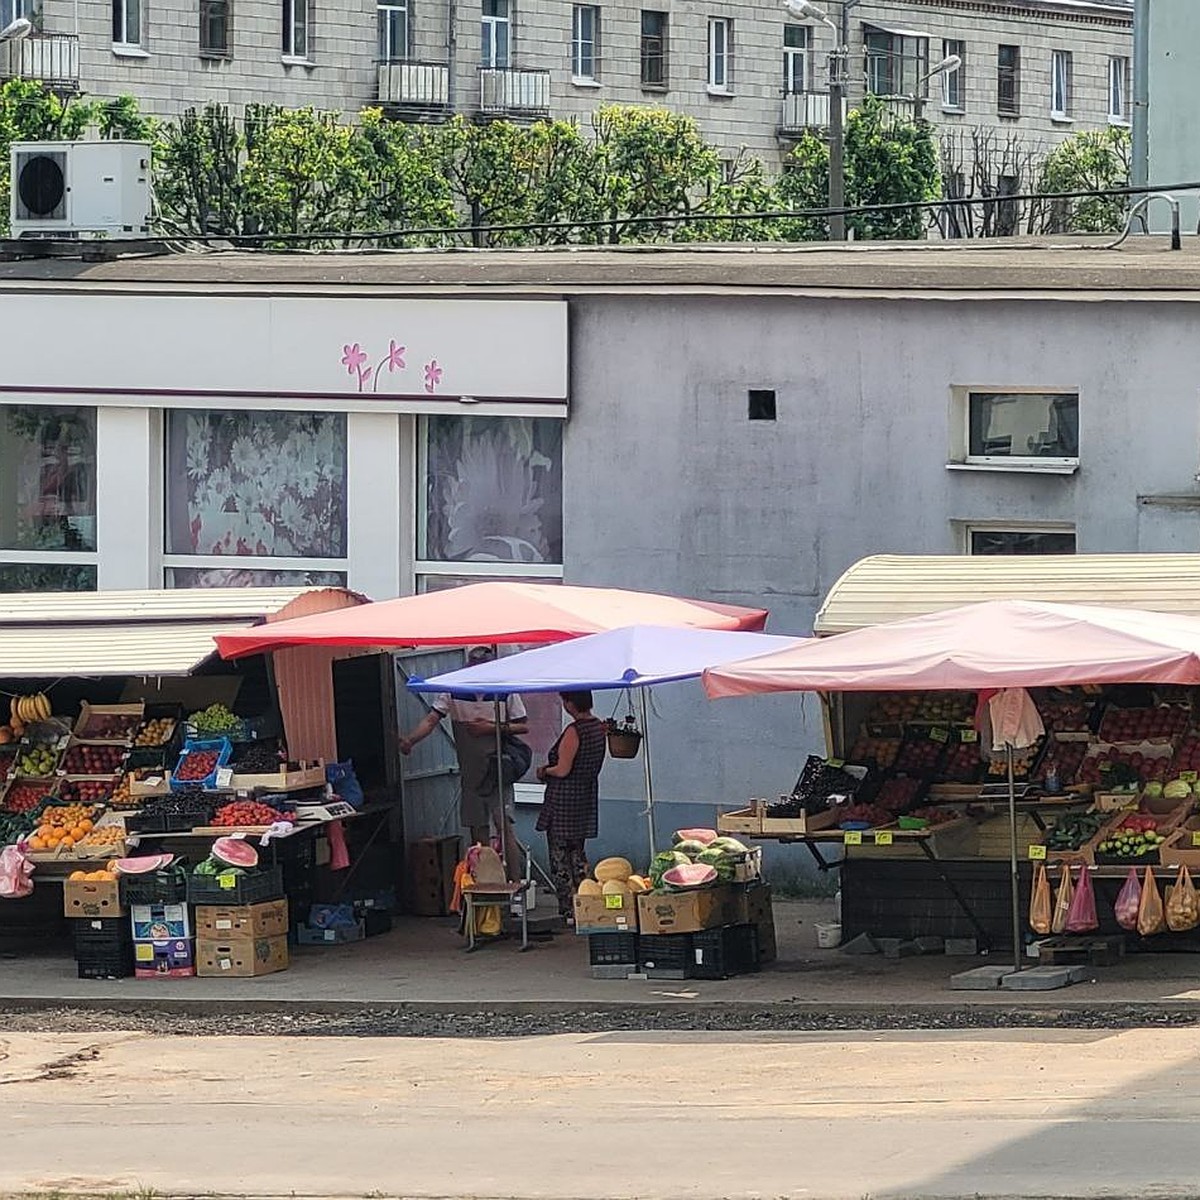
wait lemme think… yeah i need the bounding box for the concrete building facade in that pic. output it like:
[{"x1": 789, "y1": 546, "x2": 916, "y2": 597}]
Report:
[{"x1": 15, "y1": 0, "x2": 1132, "y2": 167}]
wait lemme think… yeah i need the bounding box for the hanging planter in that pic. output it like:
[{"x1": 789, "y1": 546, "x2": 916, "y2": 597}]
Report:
[{"x1": 605, "y1": 716, "x2": 643, "y2": 760}]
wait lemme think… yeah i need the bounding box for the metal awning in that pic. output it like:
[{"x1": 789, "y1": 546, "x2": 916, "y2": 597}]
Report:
[
  {"x1": 0, "y1": 620, "x2": 258, "y2": 678},
  {"x1": 816, "y1": 554, "x2": 1200, "y2": 635},
  {"x1": 863, "y1": 21, "x2": 930, "y2": 40}
]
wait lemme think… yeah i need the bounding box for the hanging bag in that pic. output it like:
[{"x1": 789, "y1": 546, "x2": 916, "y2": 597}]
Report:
[
  {"x1": 1029, "y1": 864, "x2": 1052, "y2": 935},
  {"x1": 1065, "y1": 864, "x2": 1099, "y2": 933},
  {"x1": 1051, "y1": 862, "x2": 1075, "y2": 934},
  {"x1": 1166, "y1": 864, "x2": 1200, "y2": 932},
  {"x1": 1137, "y1": 867, "x2": 1166, "y2": 937},
  {"x1": 1114, "y1": 867, "x2": 1142, "y2": 931}
]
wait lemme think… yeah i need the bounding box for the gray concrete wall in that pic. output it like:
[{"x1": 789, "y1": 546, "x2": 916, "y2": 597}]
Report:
[{"x1": 1145, "y1": 0, "x2": 1200, "y2": 232}]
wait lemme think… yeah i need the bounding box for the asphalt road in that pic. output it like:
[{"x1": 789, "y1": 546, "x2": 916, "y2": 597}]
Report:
[{"x1": 2, "y1": 1026, "x2": 1197, "y2": 1199}]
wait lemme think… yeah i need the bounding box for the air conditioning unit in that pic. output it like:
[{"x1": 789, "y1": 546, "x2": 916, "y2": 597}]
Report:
[{"x1": 10, "y1": 140, "x2": 152, "y2": 239}]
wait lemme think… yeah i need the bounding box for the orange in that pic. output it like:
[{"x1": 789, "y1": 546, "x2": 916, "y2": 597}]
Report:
[
  {"x1": 28, "y1": 837, "x2": 45, "y2": 851},
  {"x1": 60, "y1": 835, "x2": 75, "y2": 849},
  {"x1": 69, "y1": 870, "x2": 86, "y2": 881},
  {"x1": 79, "y1": 819, "x2": 94, "y2": 834}
]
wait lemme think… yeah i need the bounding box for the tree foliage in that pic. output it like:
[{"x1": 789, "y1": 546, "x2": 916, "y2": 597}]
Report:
[{"x1": 1038, "y1": 126, "x2": 1131, "y2": 233}]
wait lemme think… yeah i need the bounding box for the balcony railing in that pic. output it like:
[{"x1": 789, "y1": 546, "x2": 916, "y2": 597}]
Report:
[
  {"x1": 478, "y1": 67, "x2": 551, "y2": 117},
  {"x1": 0, "y1": 32, "x2": 79, "y2": 91},
  {"x1": 778, "y1": 90, "x2": 833, "y2": 134},
  {"x1": 377, "y1": 60, "x2": 450, "y2": 116}
]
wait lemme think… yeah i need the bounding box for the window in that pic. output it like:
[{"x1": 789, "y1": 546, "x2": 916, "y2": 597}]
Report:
[
  {"x1": 640, "y1": 10, "x2": 667, "y2": 89},
  {"x1": 960, "y1": 391, "x2": 1079, "y2": 469},
  {"x1": 942, "y1": 38, "x2": 964, "y2": 110},
  {"x1": 783, "y1": 24, "x2": 809, "y2": 94},
  {"x1": 0, "y1": 0, "x2": 31, "y2": 30},
  {"x1": 707, "y1": 17, "x2": 731, "y2": 92},
  {"x1": 965, "y1": 526, "x2": 1077, "y2": 556},
  {"x1": 1109, "y1": 55, "x2": 1130, "y2": 123},
  {"x1": 864, "y1": 26, "x2": 928, "y2": 99},
  {"x1": 200, "y1": 0, "x2": 230, "y2": 56},
  {"x1": 112, "y1": 0, "x2": 141, "y2": 46},
  {"x1": 378, "y1": 0, "x2": 409, "y2": 61},
  {"x1": 481, "y1": 0, "x2": 509, "y2": 69},
  {"x1": 1051, "y1": 49, "x2": 1072, "y2": 119},
  {"x1": 0, "y1": 406, "x2": 98, "y2": 593},
  {"x1": 282, "y1": 0, "x2": 307, "y2": 58},
  {"x1": 571, "y1": 4, "x2": 598, "y2": 81},
  {"x1": 997, "y1": 44, "x2": 1019, "y2": 115},
  {"x1": 164, "y1": 410, "x2": 348, "y2": 580},
  {"x1": 748, "y1": 390, "x2": 777, "y2": 421}
]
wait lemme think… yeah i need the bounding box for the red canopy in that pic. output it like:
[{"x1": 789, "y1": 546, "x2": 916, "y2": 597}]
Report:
[{"x1": 214, "y1": 582, "x2": 768, "y2": 659}]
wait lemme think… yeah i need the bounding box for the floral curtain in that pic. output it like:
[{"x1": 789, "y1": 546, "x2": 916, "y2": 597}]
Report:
[
  {"x1": 166, "y1": 411, "x2": 348, "y2": 558},
  {"x1": 166, "y1": 567, "x2": 347, "y2": 589}
]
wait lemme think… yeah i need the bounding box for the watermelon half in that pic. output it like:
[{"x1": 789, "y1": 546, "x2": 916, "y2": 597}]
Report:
[
  {"x1": 113, "y1": 854, "x2": 174, "y2": 875},
  {"x1": 661, "y1": 863, "x2": 718, "y2": 891},
  {"x1": 212, "y1": 837, "x2": 259, "y2": 869},
  {"x1": 672, "y1": 828, "x2": 718, "y2": 847}
]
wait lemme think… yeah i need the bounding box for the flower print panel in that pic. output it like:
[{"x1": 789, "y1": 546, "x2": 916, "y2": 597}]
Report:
[
  {"x1": 166, "y1": 567, "x2": 347, "y2": 589},
  {"x1": 165, "y1": 411, "x2": 348, "y2": 559},
  {"x1": 421, "y1": 417, "x2": 563, "y2": 566}
]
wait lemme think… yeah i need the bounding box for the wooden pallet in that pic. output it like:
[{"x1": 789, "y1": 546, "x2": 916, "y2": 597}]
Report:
[{"x1": 1034, "y1": 934, "x2": 1126, "y2": 968}]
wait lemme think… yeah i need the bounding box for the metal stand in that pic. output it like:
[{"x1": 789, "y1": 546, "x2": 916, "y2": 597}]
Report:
[
  {"x1": 1007, "y1": 743, "x2": 1023, "y2": 973},
  {"x1": 639, "y1": 688, "x2": 657, "y2": 858}
]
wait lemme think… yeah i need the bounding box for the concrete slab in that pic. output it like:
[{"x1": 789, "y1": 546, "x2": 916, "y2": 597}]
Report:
[
  {"x1": 949, "y1": 965, "x2": 1013, "y2": 991},
  {"x1": 1002, "y1": 965, "x2": 1091, "y2": 991}
]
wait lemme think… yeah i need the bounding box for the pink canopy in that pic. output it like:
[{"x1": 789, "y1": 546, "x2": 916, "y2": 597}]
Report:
[
  {"x1": 703, "y1": 599, "x2": 1200, "y2": 698},
  {"x1": 215, "y1": 581, "x2": 768, "y2": 659}
]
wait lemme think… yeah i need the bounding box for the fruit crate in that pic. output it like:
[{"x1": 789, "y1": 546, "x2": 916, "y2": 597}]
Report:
[
  {"x1": 638, "y1": 932, "x2": 694, "y2": 979},
  {"x1": 74, "y1": 702, "x2": 144, "y2": 744},
  {"x1": 691, "y1": 924, "x2": 761, "y2": 980},
  {"x1": 187, "y1": 864, "x2": 285, "y2": 907},
  {"x1": 125, "y1": 801, "x2": 214, "y2": 834},
  {"x1": 119, "y1": 866, "x2": 190, "y2": 906},
  {"x1": 76, "y1": 946, "x2": 135, "y2": 980},
  {"x1": 72, "y1": 916, "x2": 131, "y2": 953},
  {"x1": 170, "y1": 737, "x2": 233, "y2": 792},
  {"x1": 588, "y1": 932, "x2": 640, "y2": 966}
]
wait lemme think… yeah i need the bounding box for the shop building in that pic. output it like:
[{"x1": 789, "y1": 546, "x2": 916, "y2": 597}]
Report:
[{"x1": 2, "y1": 238, "x2": 1197, "y2": 859}]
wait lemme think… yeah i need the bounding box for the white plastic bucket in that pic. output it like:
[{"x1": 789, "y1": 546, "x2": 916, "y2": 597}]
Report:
[{"x1": 815, "y1": 921, "x2": 842, "y2": 949}]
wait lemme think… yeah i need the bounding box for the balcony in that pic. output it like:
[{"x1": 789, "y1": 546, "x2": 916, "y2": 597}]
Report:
[
  {"x1": 377, "y1": 60, "x2": 450, "y2": 120},
  {"x1": 778, "y1": 90, "x2": 833, "y2": 136},
  {"x1": 0, "y1": 33, "x2": 79, "y2": 92},
  {"x1": 478, "y1": 67, "x2": 550, "y2": 119}
]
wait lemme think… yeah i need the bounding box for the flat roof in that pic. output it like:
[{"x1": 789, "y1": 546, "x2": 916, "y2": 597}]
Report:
[{"x1": 0, "y1": 238, "x2": 1197, "y2": 300}]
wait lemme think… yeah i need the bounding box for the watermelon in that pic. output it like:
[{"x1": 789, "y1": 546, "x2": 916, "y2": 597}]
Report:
[
  {"x1": 709, "y1": 837, "x2": 750, "y2": 855},
  {"x1": 662, "y1": 863, "x2": 718, "y2": 891},
  {"x1": 650, "y1": 850, "x2": 691, "y2": 888},
  {"x1": 673, "y1": 839, "x2": 710, "y2": 859},
  {"x1": 113, "y1": 854, "x2": 174, "y2": 875},
  {"x1": 672, "y1": 828, "x2": 718, "y2": 847},
  {"x1": 696, "y1": 847, "x2": 736, "y2": 881},
  {"x1": 212, "y1": 837, "x2": 259, "y2": 869}
]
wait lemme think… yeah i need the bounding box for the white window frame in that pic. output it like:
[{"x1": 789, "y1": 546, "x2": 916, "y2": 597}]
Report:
[
  {"x1": 941, "y1": 38, "x2": 964, "y2": 112},
  {"x1": 481, "y1": 0, "x2": 510, "y2": 70},
  {"x1": 957, "y1": 521, "x2": 1077, "y2": 557},
  {"x1": 947, "y1": 387, "x2": 1080, "y2": 475},
  {"x1": 282, "y1": 0, "x2": 309, "y2": 61},
  {"x1": 378, "y1": 0, "x2": 410, "y2": 62},
  {"x1": 783, "y1": 24, "x2": 809, "y2": 95},
  {"x1": 1108, "y1": 55, "x2": 1130, "y2": 125},
  {"x1": 1051, "y1": 48, "x2": 1072, "y2": 120},
  {"x1": 571, "y1": 4, "x2": 599, "y2": 83},
  {"x1": 112, "y1": 0, "x2": 142, "y2": 49},
  {"x1": 1, "y1": 0, "x2": 30, "y2": 29},
  {"x1": 707, "y1": 17, "x2": 731, "y2": 94}
]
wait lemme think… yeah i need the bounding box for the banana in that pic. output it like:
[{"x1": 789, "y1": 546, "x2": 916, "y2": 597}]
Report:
[
  {"x1": 9, "y1": 696, "x2": 17, "y2": 724},
  {"x1": 16, "y1": 697, "x2": 28, "y2": 723},
  {"x1": 34, "y1": 693, "x2": 50, "y2": 722}
]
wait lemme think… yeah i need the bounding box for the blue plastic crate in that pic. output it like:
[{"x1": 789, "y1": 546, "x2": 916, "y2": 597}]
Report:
[{"x1": 169, "y1": 737, "x2": 233, "y2": 791}]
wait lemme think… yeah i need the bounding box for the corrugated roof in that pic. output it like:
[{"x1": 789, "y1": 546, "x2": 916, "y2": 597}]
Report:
[
  {"x1": 0, "y1": 620, "x2": 255, "y2": 677},
  {"x1": 815, "y1": 555, "x2": 1200, "y2": 634}
]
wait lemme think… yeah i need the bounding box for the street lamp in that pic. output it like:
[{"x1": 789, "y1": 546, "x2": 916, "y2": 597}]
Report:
[
  {"x1": 0, "y1": 17, "x2": 32, "y2": 41},
  {"x1": 781, "y1": 0, "x2": 848, "y2": 240},
  {"x1": 913, "y1": 53, "x2": 960, "y2": 121}
]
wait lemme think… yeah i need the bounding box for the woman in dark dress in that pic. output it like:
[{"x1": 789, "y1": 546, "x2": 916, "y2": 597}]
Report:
[{"x1": 536, "y1": 690, "x2": 608, "y2": 921}]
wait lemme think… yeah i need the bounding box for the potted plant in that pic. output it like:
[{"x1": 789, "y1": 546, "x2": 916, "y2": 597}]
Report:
[{"x1": 604, "y1": 714, "x2": 643, "y2": 760}]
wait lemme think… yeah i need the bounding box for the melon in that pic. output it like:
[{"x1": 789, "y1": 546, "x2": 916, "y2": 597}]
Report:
[
  {"x1": 594, "y1": 856, "x2": 633, "y2": 883},
  {"x1": 673, "y1": 839, "x2": 710, "y2": 859},
  {"x1": 672, "y1": 828, "x2": 718, "y2": 847},
  {"x1": 602, "y1": 878, "x2": 631, "y2": 896},
  {"x1": 661, "y1": 863, "x2": 718, "y2": 891},
  {"x1": 577, "y1": 878, "x2": 603, "y2": 897},
  {"x1": 212, "y1": 837, "x2": 260, "y2": 869},
  {"x1": 626, "y1": 875, "x2": 649, "y2": 894}
]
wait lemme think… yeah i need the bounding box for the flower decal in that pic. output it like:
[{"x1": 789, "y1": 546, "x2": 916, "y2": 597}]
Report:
[
  {"x1": 386, "y1": 340, "x2": 406, "y2": 372},
  {"x1": 424, "y1": 359, "x2": 443, "y2": 394},
  {"x1": 337, "y1": 341, "x2": 444, "y2": 396},
  {"x1": 341, "y1": 343, "x2": 368, "y2": 376}
]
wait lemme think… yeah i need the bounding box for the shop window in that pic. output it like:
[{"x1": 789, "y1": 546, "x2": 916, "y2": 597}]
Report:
[
  {"x1": 950, "y1": 390, "x2": 1079, "y2": 472},
  {"x1": 965, "y1": 525, "x2": 1076, "y2": 556},
  {"x1": 165, "y1": 567, "x2": 347, "y2": 588},
  {"x1": 0, "y1": 405, "x2": 98, "y2": 592},
  {"x1": 418, "y1": 416, "x2": 563, "y2": 575},
  {"x1": 164, "y1": 410, "x2": 349, "y2": 584}
]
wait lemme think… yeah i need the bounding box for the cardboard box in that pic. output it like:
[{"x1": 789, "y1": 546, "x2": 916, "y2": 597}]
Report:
[
  {"x1": 197, "y1": 934, "x2": 289, "y2": 977},
  {"x1": 134, "y1": 937, "x2": 195, "y2": 979},
  {"x1": 131, "y1": 902, "x2": 191, "y2": 941},
  {"x1": 573, "y1": 891, "x2": 639, "y2": 934},
  {"x1": 637, "y1": 884, "x2": 748, "y2": 935},
  {"x1": 63, "y1": 877, "x2": 123, "y2": 919},
  {"x1": 407, "y1": 836, "x2": 461, "y2": 916},
  {"x1": 195, "y1": 899, "x2": 289, "y2": 941}
]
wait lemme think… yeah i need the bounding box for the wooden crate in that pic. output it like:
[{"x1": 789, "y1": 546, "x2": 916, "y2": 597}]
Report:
[{"x1": 718, "y1": 807, "x2": 762, "y2": 836}]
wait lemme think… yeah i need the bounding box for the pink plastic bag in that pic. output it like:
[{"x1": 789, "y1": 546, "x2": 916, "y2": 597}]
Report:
[
  {"x1": 1114, "y1": 867, "x2": 1141, "y2": 931},
  {"x1": 1065, "y1": 864, "x2": 1099, "y2": 933},
  {"x1": 0, "y1": 844, "x2": 34, "y2": 899}
]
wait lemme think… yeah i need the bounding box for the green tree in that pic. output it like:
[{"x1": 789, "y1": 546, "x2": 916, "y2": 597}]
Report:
[
  {"x1": 1038, "y1": 126, "x2": 1130, "y2": 233},
  {"x1": 154, "y1": 104, "x2": 247, "y2": 237}
]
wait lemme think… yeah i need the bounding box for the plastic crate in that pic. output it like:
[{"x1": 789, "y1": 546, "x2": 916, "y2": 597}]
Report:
[
  {"x1": 691, "y1": 925, "x2": 761, "y2": 980},
  {"x1": 72, "y1": 916, "x2": 130, "y2": 953},
  {"x1": 638, "y1": 932, "x2": 694, "y2": 978},
  {"x1": 125, "y1": 802, "x2": 214, "y2": 834},
  {"x1": 119, "y1": 866, "x2": 190, "y2": 906},
  {"x1": 170, "y1": 737, "x2": 233, "y2": 792},
  {"x1": 77, "y1": 948, "x2": 134, "y2": 980},
  {"x1": 588, "y1": 932, "x2": 640, "y2": 966},
  {"x1": 187, "y1": 864, "x2": 285, "y2": 906}
]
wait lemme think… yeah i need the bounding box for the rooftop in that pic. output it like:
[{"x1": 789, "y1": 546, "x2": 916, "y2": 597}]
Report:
[{"x1": 1, "y1": 237, "x2": 1196, "y2": 300}]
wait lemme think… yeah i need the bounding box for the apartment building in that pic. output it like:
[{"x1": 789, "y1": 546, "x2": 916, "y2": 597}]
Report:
[{"x1": 12, "y1": 0, "x2": 1132, "y2": 166}]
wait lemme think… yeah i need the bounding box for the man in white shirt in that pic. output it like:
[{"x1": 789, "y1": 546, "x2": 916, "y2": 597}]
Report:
[{"x1": 400, "y1": 646, "x2": 528, "y2": 872}]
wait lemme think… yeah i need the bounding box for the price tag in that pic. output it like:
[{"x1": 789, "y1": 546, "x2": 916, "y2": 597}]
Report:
[
  {"x1": 604, "y1": 894, "x2": 625, "y2": 909},
  {"x1": 215, "y1": 767, "x2": 234, "y2": 788},
  {"x1": 930, "y1": 727, "x2": 950, "y2": 743},
  {"x1": 960, "y1": 729, "x2": 978, "y2": 743},
  {"x1": 827, "y1": 758, "x2": 844, "y2": 768},
  {"x1": 874, "y1": 830, "x2": 894, "y2": 846},
  {"x1": 1028, "y1": 844, "x2": 1048, "y2": 860},
  {"x1": 218, "y1": 873, "x2": 237, "y2": 890},
  {"x1": 843, "y1": 830, "x2": 863, "y2": 845},
  {"x1": 1182, "y1": 772, "x2": 1198, "y2": 783},
  {"x1": 1191, "y1": 831, "x2": 1200, "y2": 848}
]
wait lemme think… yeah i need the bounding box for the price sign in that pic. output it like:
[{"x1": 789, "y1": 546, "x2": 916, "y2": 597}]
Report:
[
  {"x1": 827, "y1": 758, "x2": 844, "y2": 768},
  {"x1": 874, "y1": 831, "x2": 894, "y2": 846},
  {"x1": 604, "y1": 894, "x2": 625, "y2": 909},
  {"x1": 960, "y1": 729, "x2": 978, "y2": 743},
  {"x1": 218, "y1": 873, "x2": 237, "y2": 890},
  {"x1": 843, "y1": 830, "x2": 863, "y2": 845},
  {"x1": 930, "y1": 727, "x2": 950, "y2": 743},
  {"x1": 1182, "y1": 772, "x2": 1198, "y2": 784},
  {"x1": 215, "y1": 767, "x2": 234, "y2": 788},
  {"x1": 1191, "y1": 831, "x2": 1200, "y2": 848},
  {"x1": 1028, "y1": 844, "x2": 1048, "y2": 861}
]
